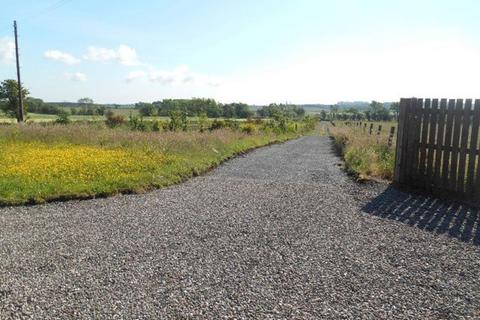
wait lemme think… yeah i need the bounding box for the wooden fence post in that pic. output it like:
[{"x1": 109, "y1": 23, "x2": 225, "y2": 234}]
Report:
[
  {"x1": 388, "y1": 126, "x2": 396, "y2": 147},
  {"x1": 394, "y1": 99, "x2": 409, "y2": 184}
]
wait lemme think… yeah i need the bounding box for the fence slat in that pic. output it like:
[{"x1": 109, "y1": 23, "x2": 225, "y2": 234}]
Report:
[
  {"x1": 404, "y1": 99, "x2": 419, "y2": 185},
  {"x1": 467, "y1": 100, "x2": 480, "y2": 195},
  {"x1": 441, "y1": 99, "x2": 456, "y2": 190},
  {"x1": 457, "y1": 99, "x2": 472, "y2": 194},
  {"x1": 411, "y1": 99, "x2": 424, "y2": 185},
  {"x1": 449, "y1": 99, "x2": 464, "y2": 193},
  {"x1": 433, "y1": 99, "x2": 447, "y2": 187},
  {"x1": 418, "y1": 99, "x2": 431, "y2": 182},
  {"x1": 394, "y1": 99, "x2": 409, "y2": 184},
  {"x1": 425, "y1": 99, "x2": 439, "y2": 188}
]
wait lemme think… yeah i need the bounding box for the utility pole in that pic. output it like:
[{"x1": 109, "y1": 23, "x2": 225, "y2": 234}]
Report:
[{"x1": 14, "y1": 20, "x2": 25, "y2": 123}]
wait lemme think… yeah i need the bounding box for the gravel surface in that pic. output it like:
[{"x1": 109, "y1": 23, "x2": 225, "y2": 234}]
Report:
[{"x1": 1, "y1": 136, "x2": 479, "y2": 319}]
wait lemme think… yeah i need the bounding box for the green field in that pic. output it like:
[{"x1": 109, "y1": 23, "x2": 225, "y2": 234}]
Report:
[{"x1": 0, "y1": 111, "x2": 255, "y2": 124}]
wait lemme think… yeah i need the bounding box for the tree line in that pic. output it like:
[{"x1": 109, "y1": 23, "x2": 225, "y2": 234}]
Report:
[
  {"x1": 320, "y1": 101, "x2": 399, "y2": 122},
  {"x1": 2, "y1": 78, "x2": 399, "y2": 123},
  {"x1": 135, "y1": 99, "x2": 255, "y2": 119}
]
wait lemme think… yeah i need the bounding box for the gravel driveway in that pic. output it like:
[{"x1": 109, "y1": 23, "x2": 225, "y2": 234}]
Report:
[{"x1": 1, "y1": 136, "x2": 479, "y2": 319}]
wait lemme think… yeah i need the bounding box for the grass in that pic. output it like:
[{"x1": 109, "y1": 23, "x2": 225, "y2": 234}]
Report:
[
  {"x1": 0, "y1": 122, "x2": 307, "y2": 205},
  {"x1": 0, "y1": 112, "x2": 254, "y2": 124},
  {"x1": 329, "y1": 121, "x2": 397, "y2": 181},
  {"x1": 0, "y1": 113, "x2": 105, "y2": 123}
]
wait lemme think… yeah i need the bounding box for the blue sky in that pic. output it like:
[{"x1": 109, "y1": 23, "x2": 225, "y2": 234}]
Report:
[{"x1": 0, "y1": 0, "x2": 479, "y2": 104}]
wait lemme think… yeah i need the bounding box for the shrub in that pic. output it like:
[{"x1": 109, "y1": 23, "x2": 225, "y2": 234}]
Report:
[
  {"x1": 128, "y1": 114, "x2": 149, "y2": 131},
  {"x1": 105, "y1": 110, "x2": 126, "y2": 128},
  {"x1": 168, "y1": 110, "x2": 188, "y2": 131},
  {"x1": 240, "y1": 123, "x2": 257, "y2": 134},
  {"x1": 55, "y1": 111, "x2": 71, "y2": 125},
  {"x1": 198, "y1": 112, "x2": 208, "y2": 132},
  {"x1": 210, "y1": 119, "x2": 226, "y2": 131},
  {"x1": 302, "y1": 115, "x2": 317, "y2": 131},
  {"x1": 152, "y1": 120, "x2": 161, "y2": 132}
]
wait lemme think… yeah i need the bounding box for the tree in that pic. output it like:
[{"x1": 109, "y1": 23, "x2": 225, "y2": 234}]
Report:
[
  {"x1": 169, "y1": 110, "x2": 188, "y2": 131},
  {"x1": 329, "y1": 105, "x2": 339, "y2": 120},
  {"x1": 25, "y1": 97, "x2": 44, "y2": 113},
  {"x1": 55, "y1": 110, "x2": 71, "y2": 124},
  {"x1": 135, "y1": 102, "x2": 156, "y2": 117},
  {"x1": 390, "y1": 102, "x2": 400, "y2": 121},
  {"x1": 257, "y1": 103, "x2": 304, "y2": 119},
  {"x1": 0, "y1": 79, "x2": 29, "y2": 122},
  {"x1": 368, "y1": 101, "x2": 391, "y2": 121},
  {"x1": 78, "y1": 97, "x2": 94, "y2": 105},
  {"x1": 320, "y1": 110, "x2": 327, "y2": 120}
]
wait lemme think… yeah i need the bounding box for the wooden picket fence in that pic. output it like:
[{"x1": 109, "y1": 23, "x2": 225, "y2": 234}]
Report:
[{"x1": 394, "y1": 98, "x2": 480, "y2": 204}]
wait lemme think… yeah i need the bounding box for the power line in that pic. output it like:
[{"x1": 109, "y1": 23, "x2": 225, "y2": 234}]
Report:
[{"x1": 0, "y1": 0, "x2": 73, "y2": 34}]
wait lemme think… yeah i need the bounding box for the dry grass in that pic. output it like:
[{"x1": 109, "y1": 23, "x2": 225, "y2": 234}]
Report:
[{"x1": 329, "y1": 122, "x2": 396, "y2": 180}]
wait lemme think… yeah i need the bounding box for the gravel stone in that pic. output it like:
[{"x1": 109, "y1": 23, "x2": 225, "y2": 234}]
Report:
[{"x1": 0, "y1": 136, "x2": 479, "y2": 319}]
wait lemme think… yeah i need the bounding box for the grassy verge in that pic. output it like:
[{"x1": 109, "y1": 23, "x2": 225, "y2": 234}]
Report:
[
  {"x1": 329, "y1": 122, "x2": 396, "y2": 181},
  {"x1": 0, "y1": 123, "x2": 307, "y2": 206}
]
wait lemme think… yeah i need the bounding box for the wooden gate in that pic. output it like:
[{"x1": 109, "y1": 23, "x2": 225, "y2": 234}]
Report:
[{"x1": 394, "y1": 98, "x2": 480, "y2": 204}]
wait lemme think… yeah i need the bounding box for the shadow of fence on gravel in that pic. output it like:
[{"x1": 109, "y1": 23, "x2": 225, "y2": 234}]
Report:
[{"x1": 362, "y1": 186, "x2": 480, "y2": 246}]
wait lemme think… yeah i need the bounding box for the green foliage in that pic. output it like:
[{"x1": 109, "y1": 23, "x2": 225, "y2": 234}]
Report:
[
  {"x1": 135, "y1": 102, "x2": 156, "y2": 117},
  {"x1": 0, "y1": 79, "x2": 29, "y2": 121},
  {"x1": 224, "y1": 102, "x2": 254, "y2": 118},
  {"x1": 210, "y1": 119, "x2": 227, "y2": 131},
  {"x1": 261, "y1": 111, "x2": 299, "y2": 134},
  {"x1": 209, "y1": 119, "x2": 240, "y2": 131},
  {"x1": 302, "y1": 115, "x2": 317, "y2": 131},
  {"x1": 152, "y1": 120, "x2": 161, "y2": 132},
  {"x1": 240, "y1": 123, "x2": 257, "y2": 134},
  {"x1": 168, "y1": 110, "x2": 188, "y2": 131},
  {"x1": 129, "y1": 114, "x2": 148, "y2": 131},
  {"x1": 390, "y1": 102, "x2": 400, "y2": 120},
  {"x1": 330, "y1": 124, "x2": 395, "y2": 180},
  {"x1": 366, "y1": 101, "x2": 391, "y2": 121},
  {"x1": 319, "y1": 110, "x2": 328, "y2": 120},
  {"x1": 55, "y1": 110, "x2": 71, "y2": 125},
  {"x1": 257, "y1": 103, "x2": 305, "y2": 119},
  {"x1": 198, "y1": 112, "x2": 208, "y2": 132},
  {"x1": 78, "y1": 97, "x2": 94, "y2": 105},
  {"x1": 153, "y1": 98, "x2": 254, "y2": 119}
]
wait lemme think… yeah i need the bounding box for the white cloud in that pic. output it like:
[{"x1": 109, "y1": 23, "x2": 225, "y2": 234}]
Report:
[
  {"x1": 126, "y1": 65, "x2": 219, "y2": 86},
  {"x1": 147, "y1": 65, "x2": 220, "y2": 86},
  {"x1": 44, "y1": 50, "x2": 81, "y2": 65},
  {"x1": 65, "y1": 72, "x2": 87, "y2": 82},
  {"x1": 84, "y1": 45, "x2": 140, "y2": 66},
  {"x1": 0, "y1": 37, "x2": 15, "y2": 64},
  {"x1": 116, "y1": 45, "x2": 140, "y2": 66},
  {"x1": 126, "y1": 70, "x2": 147, "y2": 82}
]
